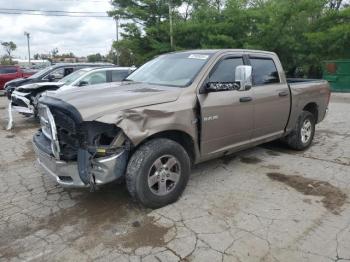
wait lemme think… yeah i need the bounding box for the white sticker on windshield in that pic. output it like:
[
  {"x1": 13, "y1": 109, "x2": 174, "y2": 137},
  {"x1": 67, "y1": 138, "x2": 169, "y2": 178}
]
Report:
[{"x1": 188, "y1": 54, "x2": 209, "y2": 60}]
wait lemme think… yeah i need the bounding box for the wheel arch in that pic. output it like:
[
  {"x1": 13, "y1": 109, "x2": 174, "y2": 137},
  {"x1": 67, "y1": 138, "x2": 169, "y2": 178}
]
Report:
[
  {"x1": 303, "y1": 102, "x2": 319, "y2": 123},
  {"x1": 133, "y1": 130, "x2": 197, "y2": 165}
]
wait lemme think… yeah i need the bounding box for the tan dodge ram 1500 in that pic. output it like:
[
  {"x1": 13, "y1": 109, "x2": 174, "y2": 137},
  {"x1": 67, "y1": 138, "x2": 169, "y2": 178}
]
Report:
[{"x1": 33, "y1": 49, "x2": 331, "y2": 208}]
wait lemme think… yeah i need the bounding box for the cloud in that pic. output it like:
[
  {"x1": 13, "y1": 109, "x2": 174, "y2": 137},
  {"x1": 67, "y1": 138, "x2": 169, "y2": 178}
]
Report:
[{"x1": 0, "y1": 0, "x2": 117, "y2": 58}]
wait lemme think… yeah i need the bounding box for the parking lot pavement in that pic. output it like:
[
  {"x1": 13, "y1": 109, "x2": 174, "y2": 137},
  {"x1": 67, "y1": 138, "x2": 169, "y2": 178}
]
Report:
[{"x1": 0, "y1": 93, "x2": 349, "y2": 262}]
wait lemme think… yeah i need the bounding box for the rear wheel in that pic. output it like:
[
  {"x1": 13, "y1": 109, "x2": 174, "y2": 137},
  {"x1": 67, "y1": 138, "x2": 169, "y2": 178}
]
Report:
[
  {"x1": 284, "y1": 111, "x2": 315, "y2": 150},
  {"x1": 126, "y1": 138, "x2": 191, "y2": 208}
]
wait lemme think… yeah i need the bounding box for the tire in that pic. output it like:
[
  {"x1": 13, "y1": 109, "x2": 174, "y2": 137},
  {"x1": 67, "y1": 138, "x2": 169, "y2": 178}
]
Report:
[
  {"x1": 284, "y1": 111, "x2": 315, "y2": 150},
  {"x1": 126, "y1": 138, "x2": 191, "y2": 208}
]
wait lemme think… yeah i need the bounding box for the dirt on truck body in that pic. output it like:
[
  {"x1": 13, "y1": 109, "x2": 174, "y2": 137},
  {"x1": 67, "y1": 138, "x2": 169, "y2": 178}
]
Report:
[{"x1": 33, "y1": 49, "x2": 331, "y2": 208}]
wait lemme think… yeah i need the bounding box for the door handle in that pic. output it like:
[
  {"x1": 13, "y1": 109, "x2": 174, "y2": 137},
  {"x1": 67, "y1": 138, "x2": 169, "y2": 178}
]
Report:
[
  {"x1": 279, "y1": 91, "x2": 289, "y2": 97},
  {"x1": 239, "y1": 97, "x2": 253, "y2": 103}
]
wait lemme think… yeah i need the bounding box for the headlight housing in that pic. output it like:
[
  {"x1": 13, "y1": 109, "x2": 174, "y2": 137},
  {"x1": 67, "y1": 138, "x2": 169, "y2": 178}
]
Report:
[{"x1": 79, "y1": 121, "x2": 127, "y2": 158}]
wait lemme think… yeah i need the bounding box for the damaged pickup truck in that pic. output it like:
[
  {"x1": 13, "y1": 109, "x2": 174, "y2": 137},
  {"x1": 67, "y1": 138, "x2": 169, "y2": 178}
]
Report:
[{"x1": 33, "y1": 49, "x2": 330, "y2": 208}]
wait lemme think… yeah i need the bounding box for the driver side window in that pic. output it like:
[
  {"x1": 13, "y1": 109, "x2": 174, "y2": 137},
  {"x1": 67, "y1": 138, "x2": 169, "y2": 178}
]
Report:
[
  {"x1": 80, "y1": 71, "x2": 107, "y2": 86},
  {"x1": 46, "y1": 68, "x2": 64, "y2": 80},
  {"x1": 209, "y1": 57, "x2": 244, "y2": 82}
]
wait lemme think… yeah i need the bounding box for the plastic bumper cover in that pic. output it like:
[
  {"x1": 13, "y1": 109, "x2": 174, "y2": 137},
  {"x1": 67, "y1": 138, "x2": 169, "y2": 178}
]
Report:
[
  {"x1": 11, "y1": 91, "x2": 34, "y2": 114},
  {"x1": 6, "y1": 91, "x2": 34, "y2": 130}
]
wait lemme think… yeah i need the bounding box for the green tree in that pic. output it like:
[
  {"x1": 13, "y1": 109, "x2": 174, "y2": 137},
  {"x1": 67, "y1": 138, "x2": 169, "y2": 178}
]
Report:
[
  {"x1": 306, "y1": 7, "x2": 350, "y2": 60},
  {"x1": 87, "y1": 53, "x2": 104, "y2": 62},
  {"x1": 108, "y1": 0, "x2": 350, "y2": 75},
  {"x1": 1, "y1": 41, "x2": 17, "y2": 61}
]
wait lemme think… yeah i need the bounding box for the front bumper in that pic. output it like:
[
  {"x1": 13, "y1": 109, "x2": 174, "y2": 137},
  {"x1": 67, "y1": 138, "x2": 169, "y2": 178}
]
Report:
[
  {"x1": 6, "y1": 91, "x2": 35, "y2": 130},
  {"x1": 33, "y1": 131, "x2": 128, "y2": 188},
  {"x1": 11, "y1": 91, "x2": 35, "y2": 115},
  {"x1": 5, "y1": 86, "x2": 16, "y2": 100}
]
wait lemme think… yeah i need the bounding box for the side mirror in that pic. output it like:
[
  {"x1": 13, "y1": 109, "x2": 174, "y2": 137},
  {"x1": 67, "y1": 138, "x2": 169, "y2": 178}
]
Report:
[
  {"x1": 78, "y1": 81, "x2": 89, "y2": 87},
  {"x1": 205, "y1": 82, "x2": 239, "y2": 93},
  {"x1": 235, "y1": 65, "x2": 252, "y2": 91},
  {"x1": 47, "y1": 74, "x2": 55, "y2": 81}
]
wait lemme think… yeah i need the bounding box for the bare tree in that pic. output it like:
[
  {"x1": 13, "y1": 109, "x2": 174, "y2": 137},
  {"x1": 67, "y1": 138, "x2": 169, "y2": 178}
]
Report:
[{"x1": 50, "y1": 48, "x2": 59, "y2": 58}]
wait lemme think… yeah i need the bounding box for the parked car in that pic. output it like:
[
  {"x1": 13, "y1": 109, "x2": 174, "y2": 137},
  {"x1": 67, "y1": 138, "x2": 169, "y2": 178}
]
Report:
[
  {"x1": 0, "y1": 66, "x2": 36, "y2": 94},
  {"x1": 4, "y1": 63, "x2": 113, "y2": 98},
  {"x1": 33, "y1": 49, "x2": 330, "y2": 208},
  {"x1": 7, "y1": 67, "x2": 134, "y2": 129}
]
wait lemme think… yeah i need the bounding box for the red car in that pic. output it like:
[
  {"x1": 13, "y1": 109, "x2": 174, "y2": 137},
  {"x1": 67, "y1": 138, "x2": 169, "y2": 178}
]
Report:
[{"x1": 0, "y1": 66, "x2": 36, "y2": 95}]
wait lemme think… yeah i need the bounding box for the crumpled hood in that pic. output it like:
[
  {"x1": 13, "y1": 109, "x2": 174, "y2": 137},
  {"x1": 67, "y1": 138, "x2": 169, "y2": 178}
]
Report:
[
  {"x1": 5, "y1": 78, "x2": 31, "y2": 88},
  {"x1": 46, "y1": 82, "x2": 183, "y2": 121},
  {"x1": 17, "y1": 82, "x2": 64, "y2": 91}
]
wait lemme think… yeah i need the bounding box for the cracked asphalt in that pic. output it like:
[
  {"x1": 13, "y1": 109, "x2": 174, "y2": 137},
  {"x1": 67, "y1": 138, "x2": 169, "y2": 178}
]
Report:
[{"x1": 0, "y1": 93, "x2": 350, "y2": 262}]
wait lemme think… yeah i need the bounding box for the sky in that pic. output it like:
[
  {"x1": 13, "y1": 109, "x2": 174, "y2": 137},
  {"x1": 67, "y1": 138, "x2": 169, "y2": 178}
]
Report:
[{"x1": 0, "y1": 0, "x2": 117, "y2": 59}]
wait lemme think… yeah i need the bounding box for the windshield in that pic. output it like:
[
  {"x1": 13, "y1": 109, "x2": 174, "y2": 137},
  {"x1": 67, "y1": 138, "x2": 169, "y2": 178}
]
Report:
[
  {"x1": 58, "y1": 69, "x2": 90, "y2": 85},
  {"x1": 28, "y1": 66, "x2": 54, "y2": 79},
  {"x1": 126, "y1": 52, "x2": 212, "y2": 87}
]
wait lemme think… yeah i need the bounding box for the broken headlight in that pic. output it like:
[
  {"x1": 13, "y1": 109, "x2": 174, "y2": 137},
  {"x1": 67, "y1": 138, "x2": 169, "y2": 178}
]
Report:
[{"x1": 80, "y1": 121, "x2": 128, "y2": 158}]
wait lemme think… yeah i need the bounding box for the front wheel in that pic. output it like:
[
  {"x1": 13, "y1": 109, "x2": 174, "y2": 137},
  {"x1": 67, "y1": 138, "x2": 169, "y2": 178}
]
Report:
[
  {"x1": 126, "y1": 138, "x2": 191, "y2": 208},
  {"x1": 284, "y1": 111, "x2": 315, "y2": 150}
]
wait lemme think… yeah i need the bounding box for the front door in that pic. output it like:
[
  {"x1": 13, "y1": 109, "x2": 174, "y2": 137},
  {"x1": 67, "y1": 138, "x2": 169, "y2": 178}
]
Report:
[{"x1": 198, "y1": 56, "x2": 254, "y2": 156}]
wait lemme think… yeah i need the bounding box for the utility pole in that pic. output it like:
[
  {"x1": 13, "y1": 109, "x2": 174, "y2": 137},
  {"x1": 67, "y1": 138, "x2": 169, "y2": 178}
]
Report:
[
  {"x1": 115, "y1": 16, "x2": 119, "y2": 65},
  {"x1": 169, "y1": 1, "x2": 174, "y2": 50},
  {"x1": 24, "y1": 32, "x2": 31, "y2": 66}
]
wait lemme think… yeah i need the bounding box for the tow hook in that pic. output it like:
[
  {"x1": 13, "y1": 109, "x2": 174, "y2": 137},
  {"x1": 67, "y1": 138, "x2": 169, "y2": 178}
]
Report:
[
  {"x1": 89, "y1": 174, "x2": 98, "y2": 192},
  {"x1": 77, "y1": 148, "x2": 95, "y2": 187}
]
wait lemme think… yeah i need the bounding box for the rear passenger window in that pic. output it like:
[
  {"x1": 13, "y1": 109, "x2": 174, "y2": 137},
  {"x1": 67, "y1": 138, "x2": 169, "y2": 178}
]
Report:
[
  {"x1": 0, "y1": 67, "x2": 17, "y2": 74},
  {"x1": 250, "y1": 58, "x2": 280, "y2": 85},
  {"x1": 111, "y1": 70, "x2": 129, "y2": 82},
  {"x1": 209, "y1": 58, "x2": 244, "y2": 82}
]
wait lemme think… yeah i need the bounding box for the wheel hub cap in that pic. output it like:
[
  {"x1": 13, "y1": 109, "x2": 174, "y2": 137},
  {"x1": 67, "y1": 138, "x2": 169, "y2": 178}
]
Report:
[
  {"x1": 148, "y1": 155, "x2": 181, "y2": 196},
  {"x1": 301, "y1": 119, "x2": 312, "y2": 144}
]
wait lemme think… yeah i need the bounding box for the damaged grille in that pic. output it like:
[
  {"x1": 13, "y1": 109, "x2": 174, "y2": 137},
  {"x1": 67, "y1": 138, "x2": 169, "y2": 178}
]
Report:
[
  {"x1": 38, "y1": 101, "x2": 122, "y2": 162},
  {"x1": 38, "y1": 104, "x2": 61, "y2": 159},
  {"x1": 38, "y1": 104, "x2": 80, "y2": 161},
  {"x1": 50, "y1": 108, "x2": 81, "y2": 161}
]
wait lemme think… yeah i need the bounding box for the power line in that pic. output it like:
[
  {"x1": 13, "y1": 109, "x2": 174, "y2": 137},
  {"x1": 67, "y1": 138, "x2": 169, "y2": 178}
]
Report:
[
  {"x1": 0, "y1": 11, "x2": 110, "y2": 18},
  {"x1": 55, "y1": 0, "x2": 110, "y2": 2},
  {"x1": 0, "y1": 8, "x2": 107, "y2": 14},
  {"x1": 0, "y1": 0, "x2": 110, "y2": 2}
]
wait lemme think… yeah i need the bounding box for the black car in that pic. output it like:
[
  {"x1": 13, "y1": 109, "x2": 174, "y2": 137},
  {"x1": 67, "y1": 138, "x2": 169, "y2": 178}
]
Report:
[{"x1": 4, "y1": 62, "x2": 113, "y2": 99}]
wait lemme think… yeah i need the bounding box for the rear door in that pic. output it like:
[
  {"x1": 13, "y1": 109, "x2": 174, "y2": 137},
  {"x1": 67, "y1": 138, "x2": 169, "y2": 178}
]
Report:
[
  {"x1": 198, "y1": 55, "x2": 254, "y2": 156},
  {"x1": 248, "y1": 55, "x2": 290, "y2": 140}
]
